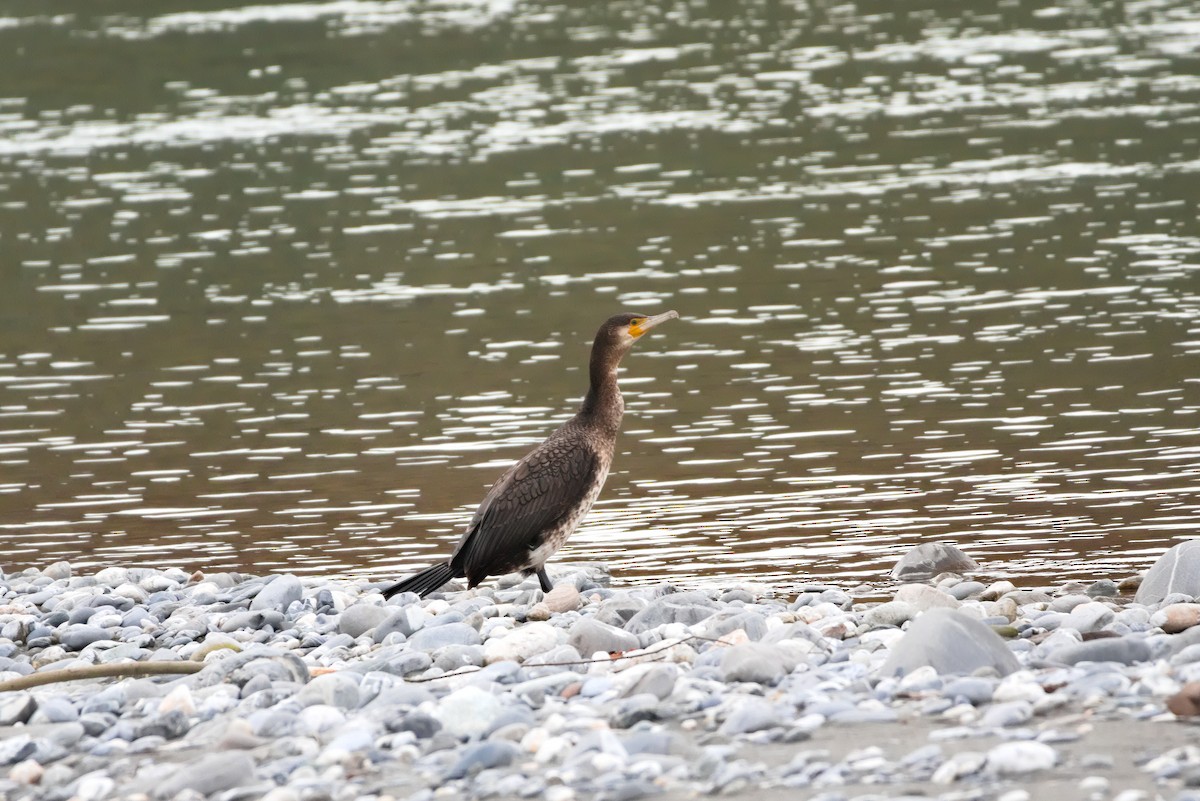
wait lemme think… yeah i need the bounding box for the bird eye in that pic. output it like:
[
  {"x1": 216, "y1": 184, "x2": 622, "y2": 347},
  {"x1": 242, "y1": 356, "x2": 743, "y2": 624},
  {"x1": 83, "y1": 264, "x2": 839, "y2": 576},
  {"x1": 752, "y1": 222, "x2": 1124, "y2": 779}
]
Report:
[{"x1": 629, "y1": 318, "x2": 647, "y2": 337}]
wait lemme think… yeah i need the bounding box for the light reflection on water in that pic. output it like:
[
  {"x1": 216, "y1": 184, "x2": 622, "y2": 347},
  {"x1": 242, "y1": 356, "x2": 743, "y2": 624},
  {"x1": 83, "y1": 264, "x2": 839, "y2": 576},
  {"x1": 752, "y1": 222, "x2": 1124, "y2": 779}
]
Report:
[{"x1": 1, "y1": 0, "x2": 1199, "y2": 590}]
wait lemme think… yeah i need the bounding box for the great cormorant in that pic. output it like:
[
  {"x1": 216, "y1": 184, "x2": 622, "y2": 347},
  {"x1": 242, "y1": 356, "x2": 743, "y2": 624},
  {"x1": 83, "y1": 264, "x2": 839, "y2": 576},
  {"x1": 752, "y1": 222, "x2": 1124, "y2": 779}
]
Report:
[{"x1": 381, "y1": 310, "x2": 678, "y2": 599}]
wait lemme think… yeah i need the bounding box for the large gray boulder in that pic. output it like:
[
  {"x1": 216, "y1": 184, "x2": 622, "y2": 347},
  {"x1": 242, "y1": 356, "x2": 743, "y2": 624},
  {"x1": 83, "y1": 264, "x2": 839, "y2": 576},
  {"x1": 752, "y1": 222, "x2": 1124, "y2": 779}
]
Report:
[
  {"x1": 1136, "y1": 541, "x2": 1200, "y2": 604},
  {"x1": 879, "y1": 608, "x2": 1019, "y2": 677},
  {"x1": 891, "y1": 543, "x2": 978, "y2": 581}
]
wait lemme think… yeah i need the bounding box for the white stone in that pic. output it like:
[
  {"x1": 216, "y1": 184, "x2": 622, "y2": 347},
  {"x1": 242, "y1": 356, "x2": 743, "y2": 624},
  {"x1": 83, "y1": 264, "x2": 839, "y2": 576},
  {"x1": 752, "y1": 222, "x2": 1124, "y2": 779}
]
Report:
[
  {"x1": 544, "y1": 584, "x2": 581, "y2": 613},
  {"x1": 159, "y1": 684, "x2": 196, "y2": 717},
  {"x1": 992, "y1": 672, "x2": 1046, "y2": 704},
  {"x1": 8, "y1": 759, "x2": 42, "y2": 785},
  {"x1": 931, "y1": 751, "x2": 986, "y2": 784},
  {"x1": 863, "y1": 601, "x2": 916, "y2": 628},
  {"x1": 895, "y1": 584, "x2": 961, "y2": 611},
  {"x1": 74, "y1": 772, "x2": 116, "y2": 801},
  {"x1": 986, "y1": 741, "x2": 1056, "y2": 774},
  {"x1": 437, "y1": 685, "x2": 503, "y2": 739},
  {"x1": 484, "y1": 622, "x2": 561, "y2": 664},
  {"x1": 980, "y1": 580, "x2": 1016, "y2": 601}
]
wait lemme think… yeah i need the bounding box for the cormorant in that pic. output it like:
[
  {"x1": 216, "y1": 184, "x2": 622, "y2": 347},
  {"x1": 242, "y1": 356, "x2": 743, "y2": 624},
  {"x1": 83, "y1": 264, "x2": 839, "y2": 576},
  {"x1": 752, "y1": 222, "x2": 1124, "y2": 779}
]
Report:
[{"x1": 382, "y1": 310, "x2": 679, "y2": 599}]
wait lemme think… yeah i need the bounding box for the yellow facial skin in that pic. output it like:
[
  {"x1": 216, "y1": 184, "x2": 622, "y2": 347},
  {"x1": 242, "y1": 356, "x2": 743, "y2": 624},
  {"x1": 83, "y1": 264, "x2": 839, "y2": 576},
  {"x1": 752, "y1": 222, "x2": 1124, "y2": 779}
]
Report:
[{"x1": 628, "y1": 310, "x2": 679, "y2": 338}]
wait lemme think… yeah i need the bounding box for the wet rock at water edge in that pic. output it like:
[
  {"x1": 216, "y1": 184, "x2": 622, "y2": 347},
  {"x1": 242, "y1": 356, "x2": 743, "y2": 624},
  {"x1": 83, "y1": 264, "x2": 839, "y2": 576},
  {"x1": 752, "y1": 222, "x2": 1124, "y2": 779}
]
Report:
[
  {"x1": 250, "y1": 574, "x2": 304, "y2": 612},
  {"x1": 1136, "y1": 541, "x2": 1200, "y2": 604},
  {"x1": 891, "y1": 543, "x2": 978, "y2": 581},
  {"x1": 880, "y1": 608, "x2": 1020, "y2": 677}
]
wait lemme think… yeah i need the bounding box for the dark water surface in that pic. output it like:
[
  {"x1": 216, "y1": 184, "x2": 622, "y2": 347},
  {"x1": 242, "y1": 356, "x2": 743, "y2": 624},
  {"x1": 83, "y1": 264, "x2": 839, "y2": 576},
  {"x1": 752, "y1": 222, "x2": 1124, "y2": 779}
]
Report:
[{"x1": 2, "y1": 0, "x2": 1199, "y2": 590}]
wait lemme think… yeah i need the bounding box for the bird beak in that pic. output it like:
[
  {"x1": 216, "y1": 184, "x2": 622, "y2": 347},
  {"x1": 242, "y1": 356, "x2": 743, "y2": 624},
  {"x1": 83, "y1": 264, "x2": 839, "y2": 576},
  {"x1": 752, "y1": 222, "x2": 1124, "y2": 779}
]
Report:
[{"x1": 631, "y1": 310, "x2": 679, "y2": 338}]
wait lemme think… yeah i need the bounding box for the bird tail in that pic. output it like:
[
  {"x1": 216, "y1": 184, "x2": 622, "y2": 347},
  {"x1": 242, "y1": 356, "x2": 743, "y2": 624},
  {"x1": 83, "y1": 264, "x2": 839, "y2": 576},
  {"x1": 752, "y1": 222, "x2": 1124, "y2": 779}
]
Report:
[{"x1": 382, "y1": 563, "x2": 457, "y2": 599}]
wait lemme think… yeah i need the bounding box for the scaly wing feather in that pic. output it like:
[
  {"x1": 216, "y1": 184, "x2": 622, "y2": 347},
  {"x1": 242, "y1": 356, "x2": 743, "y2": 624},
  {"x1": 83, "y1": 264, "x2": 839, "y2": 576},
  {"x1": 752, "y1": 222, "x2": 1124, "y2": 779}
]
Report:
[{"x1": 451, "y1": 429, "x2": 600, "y2": 584}]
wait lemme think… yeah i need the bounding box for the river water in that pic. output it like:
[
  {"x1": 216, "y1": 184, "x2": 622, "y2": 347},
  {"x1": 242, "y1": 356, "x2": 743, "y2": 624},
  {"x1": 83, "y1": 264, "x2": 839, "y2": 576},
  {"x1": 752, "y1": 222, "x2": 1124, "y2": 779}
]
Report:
[{"x1": 1, "y1": 0, "x2": 1199, "y2": 590}]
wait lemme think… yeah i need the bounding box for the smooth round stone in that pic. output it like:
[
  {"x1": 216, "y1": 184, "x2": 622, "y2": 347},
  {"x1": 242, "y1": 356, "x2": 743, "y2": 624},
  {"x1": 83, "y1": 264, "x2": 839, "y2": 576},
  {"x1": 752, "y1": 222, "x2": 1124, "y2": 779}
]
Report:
[
  {"x1": 1152, "y1": 603, "x2": 1200, "y2": 634},
  {"x1": 31, "y1": 697, "x2": 78, "y2": 724},
  {"x1": 152, "y1": 751, "x2": 257, "y2": 797},
  {"x1": 719, "y1": 697, "x2": 785, "y2": 735},
  {"x1": 0, "y1": 694, "x2": 36, "y2": 726},
  {"x1": 433, "y1": 644, "x2": 486, "y2": 672},
  {"x1": 1137, "y1": 541, "x2": 1200, "y2": 604},
  {"x1": 701, "y1": 610, "x2": 768, "y2": 641},
  {"x1": 720, "y1": 642, "x2": 788, "y2": 684},
  {"x1": 891, "y1": 543, "x2": 978, "y2": 581},
  {"x1": 623, "y1": 593, "x2": 718, "y2": 634},
  {"x1": 408, "y1": 622, "x2": 481, "y2": 652},
  {"x1": 391, "y1": 711, "x2": 441, "y2": 739},
  {"x1": 543, "y1": 585, "x2": 581, "y2": 614},
  {"x1": 880, "y1": 608, "x2": 1020, "y2": 678},
  {"x1": 1049, "y1": 594, "x2": 1092, "y2": 613},
  {"x1": 568, "y1": 618, "x2": 640, "y2": 657},
  {"x1": 894, "y1": 584, "x2": 961, "y2": 612},
  {"x1": 1052, "y1": 637, "x2": 1151, "y2": 667},
  {"x1": 978, "y1": 700, "x2": 1032, "y2": 728},
  {"x1": 1086, "y1": 580, "x2": 1119, "y2": 598},
  {"x1": 297, "y1": 673, "x2": 361, "y2": 710},
  {"x1": 942, "y1": 676, "x2": 998, "y2": 705},
  {"x1": 250, "y1": 575, "x2": 303, "y2": 612},
  {"x1": 59, "y1": 626, "x2": 111, "y2": 651},
  {"x1": 372, "y1": 608, "x2": 423, "y2": 643},
  {"x1": 619, "y1": 664, "x2": 678, "y2": 701},
  {"x1": 1062, "y1": 602, "x2": 1115, "y2": 634},
  {"x1": 445, "y1": 741, "x2": 518, "y2": 780},
  {"x1": 436, "y1": 686, "x2": 503, "y2": 739},
  {"x1": 863, "y1": 601, "x2": 916, "y2": 628},
  {"x1": 948, "y1": 581, "x2": 987, "y2": 601},
  {"x1": 484, "y1": 622, "x2": 560, "y2": 664},
  {"x1": 986, "y1": 741, "x2": 1057, "y2": 774}
]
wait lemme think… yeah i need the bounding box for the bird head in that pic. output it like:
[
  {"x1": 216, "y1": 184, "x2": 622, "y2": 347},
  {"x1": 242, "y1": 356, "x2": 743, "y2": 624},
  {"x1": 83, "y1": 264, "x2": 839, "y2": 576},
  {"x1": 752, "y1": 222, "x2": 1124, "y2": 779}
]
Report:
[{"x1": 597, "y1": 310, "x2": 679, "y2": 353}]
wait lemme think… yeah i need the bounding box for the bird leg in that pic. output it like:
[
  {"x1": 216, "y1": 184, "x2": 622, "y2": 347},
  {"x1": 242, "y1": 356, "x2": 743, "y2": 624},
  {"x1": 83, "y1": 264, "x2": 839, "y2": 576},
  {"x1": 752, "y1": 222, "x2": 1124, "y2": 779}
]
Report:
[{"x1": 536, "y1": 567, "x2": 553, "y2": 593}]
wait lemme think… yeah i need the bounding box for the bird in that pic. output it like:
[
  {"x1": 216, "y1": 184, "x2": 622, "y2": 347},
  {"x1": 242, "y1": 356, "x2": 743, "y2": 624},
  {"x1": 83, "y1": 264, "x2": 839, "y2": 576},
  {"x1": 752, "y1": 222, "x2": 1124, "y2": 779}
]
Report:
[{"x1": 381, "y1": 310, "x2": 679, "y2": 599}]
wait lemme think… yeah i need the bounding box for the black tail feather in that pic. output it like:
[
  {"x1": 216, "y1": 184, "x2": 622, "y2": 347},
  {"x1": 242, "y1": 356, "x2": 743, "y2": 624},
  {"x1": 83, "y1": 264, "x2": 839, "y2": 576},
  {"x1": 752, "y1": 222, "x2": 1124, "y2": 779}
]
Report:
[{"x1": 382, "y1": 563, "x2": 457, "y2": 599}]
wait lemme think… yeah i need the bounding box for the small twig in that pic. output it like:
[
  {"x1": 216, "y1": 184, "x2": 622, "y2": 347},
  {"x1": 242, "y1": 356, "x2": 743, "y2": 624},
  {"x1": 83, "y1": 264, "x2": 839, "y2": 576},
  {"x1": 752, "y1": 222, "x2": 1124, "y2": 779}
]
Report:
[
  {"x1": 0, "y1": 661, "x2": 203, "y2": 693},
  {"x1": 403, "y1": 634, "x2": 713, "y2": 684}
]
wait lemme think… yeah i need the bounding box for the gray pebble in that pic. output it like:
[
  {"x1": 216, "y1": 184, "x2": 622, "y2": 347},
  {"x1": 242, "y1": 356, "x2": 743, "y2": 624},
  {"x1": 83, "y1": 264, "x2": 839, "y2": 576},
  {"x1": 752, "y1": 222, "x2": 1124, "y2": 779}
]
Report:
[
  {"x1": 249, "y1": 574, "x2": 303, "y2": 612},
  {"x1": 338, "y1": 603, "x2": 390, "y2": 638},
  {"x1": 720, "y1": 642, "x2": 788, "y2": 684},
  {"x1": 297, "y1": 672, "x2": 361, "y2": 710},
  {"x1": 0, "y1": 693, "x2": 36, "y2": 726},
  {"x1": 408, "y1": 622, "x2": 481, "y2": 652},
  {"x1": 720, "y1": 697, "x2": 785, "y2": 735},
  {"x1": 445, "y1": 740, "x2": 518, "y2": 780},
  {"x1": 59, "y1": 625, "x2": 110, "y2": 651},
  {"x1": 1053, "y1": 637, "x2": 1151, "y2": 666},
  {"x1": 154, "y1": 751, "x2": 257, "y2": 798},
  {"x1": 568, "y1": 617, "x2": 640, "y2": 656}
]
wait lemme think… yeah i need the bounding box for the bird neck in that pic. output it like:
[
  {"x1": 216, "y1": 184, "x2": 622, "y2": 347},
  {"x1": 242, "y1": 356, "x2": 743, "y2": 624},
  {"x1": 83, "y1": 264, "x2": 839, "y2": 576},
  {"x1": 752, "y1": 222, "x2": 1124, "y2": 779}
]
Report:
[{"x1": 580, "y1": 346, "x2": 625, "y2": 431}]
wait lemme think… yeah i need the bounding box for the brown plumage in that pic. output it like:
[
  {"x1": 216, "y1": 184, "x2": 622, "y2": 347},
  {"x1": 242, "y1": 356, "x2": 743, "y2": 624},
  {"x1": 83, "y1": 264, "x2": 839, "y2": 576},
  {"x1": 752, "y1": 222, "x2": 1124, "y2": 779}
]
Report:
[{"x1": 382, "y1": 310, "x2": 678, "y2": 599}]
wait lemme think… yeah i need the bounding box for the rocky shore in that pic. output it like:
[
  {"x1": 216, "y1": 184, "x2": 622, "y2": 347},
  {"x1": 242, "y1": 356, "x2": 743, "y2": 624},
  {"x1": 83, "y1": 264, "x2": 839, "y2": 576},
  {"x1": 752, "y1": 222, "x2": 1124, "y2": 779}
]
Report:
[{"x1": 1, "y1": 541, "x2": 1200, "y2": 801}]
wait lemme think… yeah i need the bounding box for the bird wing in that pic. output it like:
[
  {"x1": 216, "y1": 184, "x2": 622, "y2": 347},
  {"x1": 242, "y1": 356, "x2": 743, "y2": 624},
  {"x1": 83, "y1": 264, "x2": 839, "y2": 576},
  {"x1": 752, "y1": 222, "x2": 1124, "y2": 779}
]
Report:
[{"x1": 451, "y1": 431, "x2": 601, "y2": 583}]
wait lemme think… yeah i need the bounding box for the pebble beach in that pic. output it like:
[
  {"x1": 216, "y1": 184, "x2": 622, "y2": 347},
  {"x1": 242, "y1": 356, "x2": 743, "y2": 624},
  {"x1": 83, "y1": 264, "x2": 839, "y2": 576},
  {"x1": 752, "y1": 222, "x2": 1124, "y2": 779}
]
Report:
[{"x1": 2, "y1": 541, "x2": 1200, "y2": 801}]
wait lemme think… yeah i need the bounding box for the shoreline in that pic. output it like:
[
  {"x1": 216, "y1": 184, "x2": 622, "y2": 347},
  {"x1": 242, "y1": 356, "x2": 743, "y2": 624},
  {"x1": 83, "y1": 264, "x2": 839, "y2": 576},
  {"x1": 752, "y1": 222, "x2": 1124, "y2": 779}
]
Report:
[{"x1": 1, "y1": 555, "x2": 1199, "y2": 800}]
